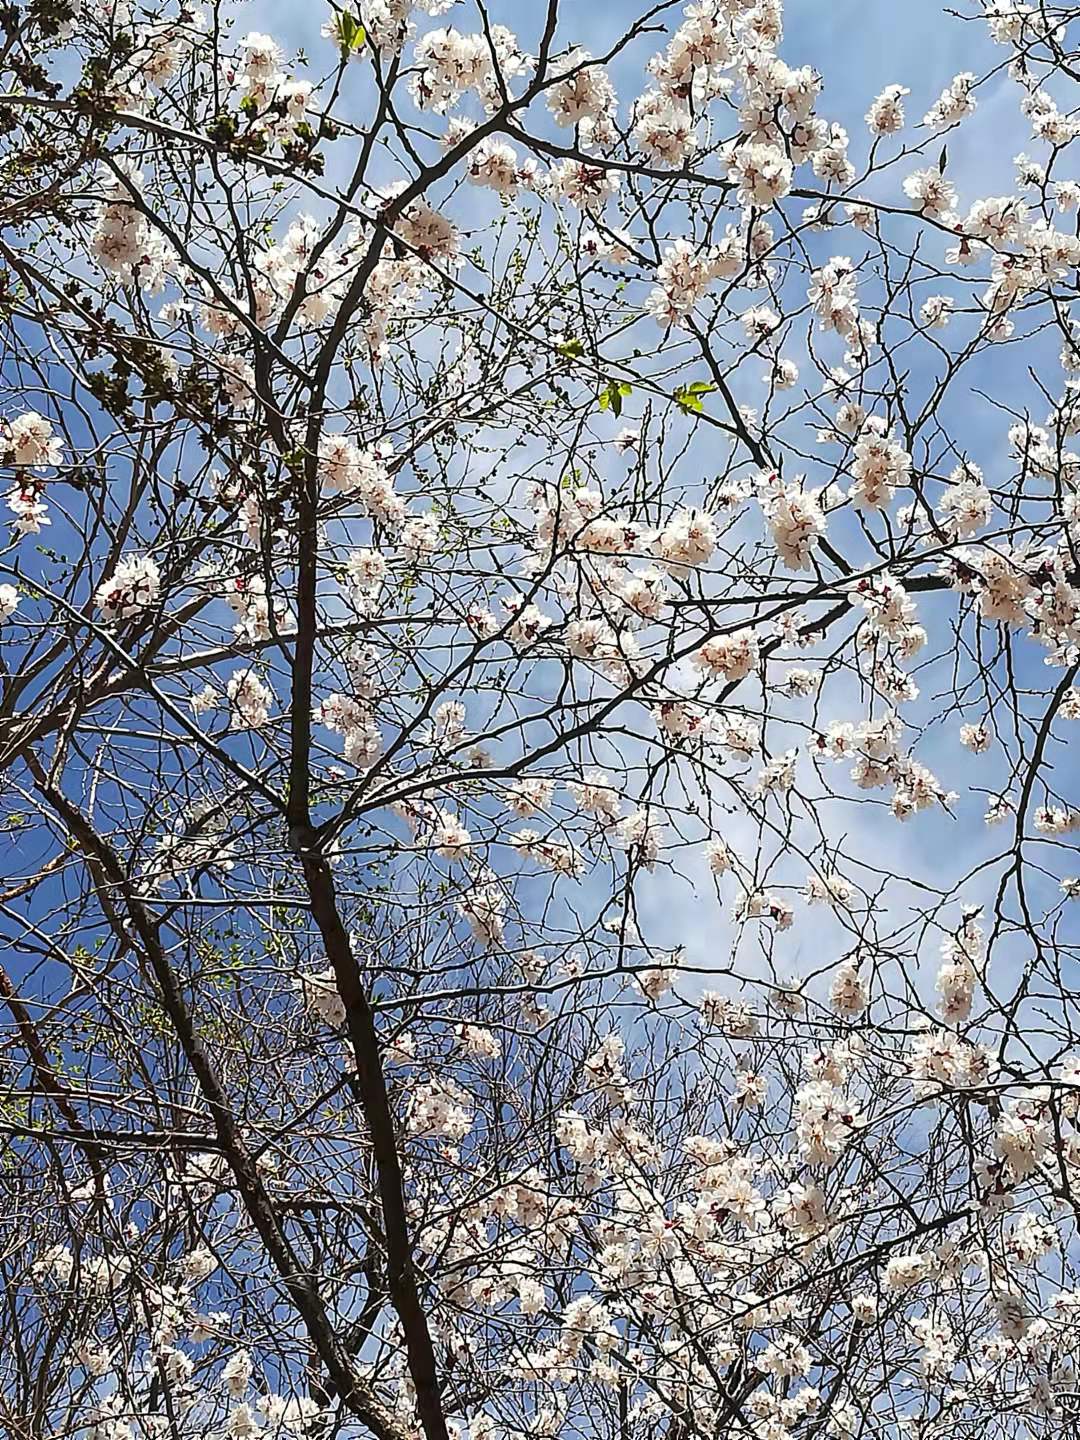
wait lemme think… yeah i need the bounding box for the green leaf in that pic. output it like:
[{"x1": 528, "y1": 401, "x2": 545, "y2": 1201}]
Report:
[
  {"x1": 598, "y1": 378, "x2": 631, "y2": 416},
  {"x1": 339, "y1": 14, "x2": 367, "y2": 53},
  {"x1": 673, "y1": 380, "x2": 718, "y2": 414},
  {"x1": 556, "y1": 337, "x2": 584, "y2": 359}
]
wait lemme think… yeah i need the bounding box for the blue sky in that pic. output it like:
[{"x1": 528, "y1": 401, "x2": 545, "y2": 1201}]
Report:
[
  {"x1": 12, "y1": 0, "x2": 1075, "y2": 1015},
  {"x1": 6, "y1": 5, "x2": 1080, "y2": 1431},
  {"x1": 6, "y1": 0, "x2": 1078, "y2": 1064}
]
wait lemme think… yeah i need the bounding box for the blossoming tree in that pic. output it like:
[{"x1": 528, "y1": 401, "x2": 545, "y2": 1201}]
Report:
[{"x1": 4, "y1": 2, "x2": 1080, "y2": 1439}]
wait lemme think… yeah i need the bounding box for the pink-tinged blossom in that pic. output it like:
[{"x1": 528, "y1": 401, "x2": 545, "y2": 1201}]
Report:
[
  {"x1": 226, "y1": 668, "x2": 273, "y2": 729},
  {"x1": 95, "y1": 555, "x2": 162, "y2": 620}
]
